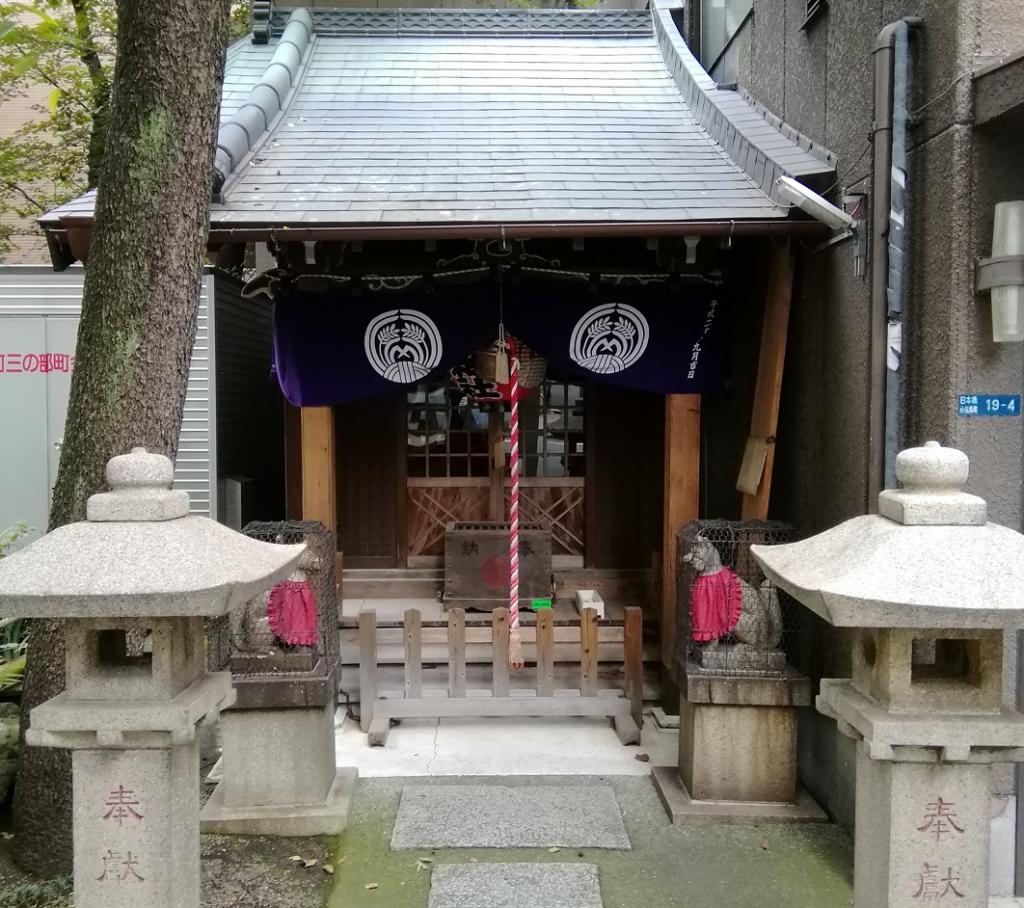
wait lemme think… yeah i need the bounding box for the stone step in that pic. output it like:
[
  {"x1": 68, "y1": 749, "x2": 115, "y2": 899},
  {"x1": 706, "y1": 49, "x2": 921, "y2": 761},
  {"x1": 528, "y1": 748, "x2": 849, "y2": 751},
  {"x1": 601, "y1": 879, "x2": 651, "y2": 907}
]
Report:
[
  {"x1": 343, "y1": 569, "x2": 443, "y2": 599},
  {"x1": 428, "y1": 863, "x2": 602, "y2": 908},
  {"x1": 391, "y1": 783, "x2": 631, "y2": 850}
]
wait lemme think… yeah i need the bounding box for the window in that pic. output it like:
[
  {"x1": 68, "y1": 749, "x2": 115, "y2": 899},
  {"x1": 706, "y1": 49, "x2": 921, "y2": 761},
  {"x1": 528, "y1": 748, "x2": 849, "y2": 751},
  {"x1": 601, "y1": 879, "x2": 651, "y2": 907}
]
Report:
[
  {"x1": 406, "y1": 373, "x2": 587, "y2": 480},
  {"x1": 700, "y1": 0, "x2": 753, "y2": 84},
  {"x1": 505, "y1": 375, "x2": 586, "y2": 479},
  {"x1": 407, "y1": 381, "x2": 490, "y2": 478}
]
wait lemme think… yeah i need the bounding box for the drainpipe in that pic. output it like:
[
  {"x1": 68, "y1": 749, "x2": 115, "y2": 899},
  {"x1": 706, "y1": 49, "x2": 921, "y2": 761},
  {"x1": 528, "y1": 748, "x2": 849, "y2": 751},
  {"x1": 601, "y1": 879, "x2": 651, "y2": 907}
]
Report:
[{"x1": 870, "y1": 18, "x2": 920, "y2": 508}]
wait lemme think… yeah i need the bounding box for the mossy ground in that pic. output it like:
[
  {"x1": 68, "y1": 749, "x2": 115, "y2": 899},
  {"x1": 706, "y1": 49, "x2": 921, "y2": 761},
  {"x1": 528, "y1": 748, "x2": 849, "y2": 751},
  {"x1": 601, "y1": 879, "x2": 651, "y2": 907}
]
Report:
[
  {"x1": 0, "y1": 775, "x2": 854, "y2": 907},
  {"x1": 327, "y1": 776, "x2": 854, "y2": 908}
]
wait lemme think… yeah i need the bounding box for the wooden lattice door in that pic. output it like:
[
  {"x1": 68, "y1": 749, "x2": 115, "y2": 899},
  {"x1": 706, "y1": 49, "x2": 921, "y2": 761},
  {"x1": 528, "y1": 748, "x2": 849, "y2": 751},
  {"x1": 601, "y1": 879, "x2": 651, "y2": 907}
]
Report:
[{"x1": 405, "y1": 375, "x2": 587, "y2": 564}]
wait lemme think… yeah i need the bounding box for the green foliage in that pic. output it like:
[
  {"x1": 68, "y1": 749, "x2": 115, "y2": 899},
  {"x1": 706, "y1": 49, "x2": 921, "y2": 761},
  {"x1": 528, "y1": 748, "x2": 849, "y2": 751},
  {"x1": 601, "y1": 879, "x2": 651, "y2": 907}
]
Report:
[
  {"x1": 0, "y1": 521, "x2": 27, "y2": 557},
  {"x1": 0, "y1": 523, "x2": 29, "y2": 693},
  {"x1": 0, "y1": 0, "x2": 115, "y2": 256},
  {"x1": 0, "y1": 876, "x2": 72, "y2": 908},
  {"x1": 0, "y1": 0, "x2": 250, "y2": 258},
  {"x1": 229, "y1": 1, "x2": 250, "y2": 41}
]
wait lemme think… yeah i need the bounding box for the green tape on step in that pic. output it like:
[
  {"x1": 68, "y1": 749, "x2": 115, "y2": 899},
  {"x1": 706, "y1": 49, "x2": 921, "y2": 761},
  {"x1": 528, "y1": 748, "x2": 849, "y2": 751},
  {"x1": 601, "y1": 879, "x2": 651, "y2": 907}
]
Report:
[{"x1": 531, "y1": 598, "x2": 553, "y2": 609}]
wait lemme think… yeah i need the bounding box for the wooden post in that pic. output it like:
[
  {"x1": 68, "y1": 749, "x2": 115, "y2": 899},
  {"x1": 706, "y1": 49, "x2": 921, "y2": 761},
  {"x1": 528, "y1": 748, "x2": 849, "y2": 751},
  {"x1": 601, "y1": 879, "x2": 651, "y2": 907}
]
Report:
[
  {"x1": 580, "y1": 607, "x2": 599, "y2": 697},
  {"x1": 492, "y1": 608, "x2": 510, "y2": 698},
  {"x1": 358, "y1": 610, "x2": 377, "y2": 734},
  {"x1": 488, "y1": 404, "x2": 505, "y2": 521},
  {"x1": 448, "y1": 607, "x2": 466, "y2": 698},
  {"x1": 624, "y1": 607, "x2": 644, "y2": 733},
  {"x1": 301, "y1": 406, "x2": 337, "y2": 534},
  {"x1": 661, "y1": 394, "x2": 701, "y2": 675},
  {"x1": 740, "y1": 240, "x2": 795, "y2": 521},
  {"x1": 536, "y1": 609, "x2": 554, "y2": 697},
  {"x1": 404, "y1": 609, "x2": 422, "y2": 699}
]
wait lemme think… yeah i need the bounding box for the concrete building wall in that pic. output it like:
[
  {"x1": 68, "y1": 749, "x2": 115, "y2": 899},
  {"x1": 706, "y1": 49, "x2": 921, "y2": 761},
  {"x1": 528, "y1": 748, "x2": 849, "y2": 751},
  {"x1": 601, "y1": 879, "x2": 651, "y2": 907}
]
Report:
[{"x1": 717, "y1": 0, "x2": 1024, "y2": 833}]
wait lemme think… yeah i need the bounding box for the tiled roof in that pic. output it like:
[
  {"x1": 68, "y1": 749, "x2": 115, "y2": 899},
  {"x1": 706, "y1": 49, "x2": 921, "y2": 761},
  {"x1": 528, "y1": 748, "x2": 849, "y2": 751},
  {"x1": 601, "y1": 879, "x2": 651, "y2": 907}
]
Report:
[{"x1": 40, "y1": 2, "x2": 834, "y2": 236}]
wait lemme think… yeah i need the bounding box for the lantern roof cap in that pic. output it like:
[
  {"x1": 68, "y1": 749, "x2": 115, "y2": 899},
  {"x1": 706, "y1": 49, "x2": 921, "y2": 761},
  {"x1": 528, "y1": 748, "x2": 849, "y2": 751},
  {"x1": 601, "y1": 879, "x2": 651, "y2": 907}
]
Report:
[
  {"x1": 0, "y1": 449, "x2": 304, "y2": 619},
  {"x1": 751, "y1": 442, "x2": 1024, "y2": 629}
]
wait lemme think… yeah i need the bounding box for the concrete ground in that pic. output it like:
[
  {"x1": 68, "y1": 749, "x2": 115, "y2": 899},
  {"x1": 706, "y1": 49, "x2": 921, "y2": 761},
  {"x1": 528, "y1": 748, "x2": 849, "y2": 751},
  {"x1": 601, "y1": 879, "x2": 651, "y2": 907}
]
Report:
[
  {"x1": 325, "y1": 775, "x2": 854, "y2": 908},
  {"x1": 333, "y1": 712, "x2": 678, "y2": 777}
]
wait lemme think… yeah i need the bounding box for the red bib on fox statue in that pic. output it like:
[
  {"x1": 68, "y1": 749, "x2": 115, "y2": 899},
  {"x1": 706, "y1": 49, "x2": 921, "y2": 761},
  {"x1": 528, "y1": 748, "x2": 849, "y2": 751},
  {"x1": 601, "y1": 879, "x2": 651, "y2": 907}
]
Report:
[{"x1": 690, "y1": 566, "x2": 743, "y2": 642}]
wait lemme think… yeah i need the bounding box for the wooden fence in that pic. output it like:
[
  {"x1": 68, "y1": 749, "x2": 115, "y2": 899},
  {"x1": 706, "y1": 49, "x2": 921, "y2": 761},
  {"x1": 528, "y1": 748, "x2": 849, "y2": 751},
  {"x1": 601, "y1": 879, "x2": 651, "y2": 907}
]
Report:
[{"x1": 358, "y1": 606, "x2": 644, "y2": 747}]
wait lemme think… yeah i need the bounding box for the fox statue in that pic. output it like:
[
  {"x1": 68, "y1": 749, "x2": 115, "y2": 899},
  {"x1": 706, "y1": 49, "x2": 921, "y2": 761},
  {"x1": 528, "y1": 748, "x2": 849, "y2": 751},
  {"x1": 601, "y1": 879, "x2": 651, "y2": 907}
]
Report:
[{"x1": 682, "y1": 533, "x2": 783, "y2": 654}]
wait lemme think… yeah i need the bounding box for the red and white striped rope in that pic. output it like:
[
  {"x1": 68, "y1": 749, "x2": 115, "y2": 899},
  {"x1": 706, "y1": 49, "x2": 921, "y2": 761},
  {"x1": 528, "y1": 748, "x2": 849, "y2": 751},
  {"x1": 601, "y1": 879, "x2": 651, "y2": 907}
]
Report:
[{"x1": 508, "y1": 353, "x2": 521, "y2": 633}]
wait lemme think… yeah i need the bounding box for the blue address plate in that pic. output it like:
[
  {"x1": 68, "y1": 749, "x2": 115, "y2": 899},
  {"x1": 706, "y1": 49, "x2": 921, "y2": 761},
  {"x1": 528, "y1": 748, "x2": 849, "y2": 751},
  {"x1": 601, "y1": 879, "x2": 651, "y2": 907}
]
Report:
[{"x1": 958, "y1": 394, "x2": 1021, "y2": 416}]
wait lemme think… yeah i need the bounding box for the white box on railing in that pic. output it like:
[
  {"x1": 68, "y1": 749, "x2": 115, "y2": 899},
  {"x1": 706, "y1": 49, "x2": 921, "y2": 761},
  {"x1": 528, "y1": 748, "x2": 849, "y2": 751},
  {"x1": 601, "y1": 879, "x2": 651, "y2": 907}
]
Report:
[{"x1": 575, "y1": 589, "x2": 605, "y2": 619}]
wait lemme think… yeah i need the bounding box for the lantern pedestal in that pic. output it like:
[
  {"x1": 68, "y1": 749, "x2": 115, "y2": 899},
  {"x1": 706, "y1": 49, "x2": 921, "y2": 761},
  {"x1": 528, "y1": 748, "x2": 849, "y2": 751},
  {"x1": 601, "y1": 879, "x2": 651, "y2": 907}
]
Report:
[
  {"x1": 27, "y1": 629, "x2": 235, "y2": 908},
  {"x1": 651, "y1": 661, "x2": 827, "y2": 823},
  {"x1": 201, "y1": 695, "x2": 356, "y2": 836}
]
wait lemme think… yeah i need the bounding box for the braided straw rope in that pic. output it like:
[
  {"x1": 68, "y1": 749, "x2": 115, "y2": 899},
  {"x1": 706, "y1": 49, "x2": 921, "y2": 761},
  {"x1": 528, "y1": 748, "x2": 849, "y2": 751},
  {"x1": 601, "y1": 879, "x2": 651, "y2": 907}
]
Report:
[{"x1": 508, "y1": 352, "x2": 524, "y2": 669}]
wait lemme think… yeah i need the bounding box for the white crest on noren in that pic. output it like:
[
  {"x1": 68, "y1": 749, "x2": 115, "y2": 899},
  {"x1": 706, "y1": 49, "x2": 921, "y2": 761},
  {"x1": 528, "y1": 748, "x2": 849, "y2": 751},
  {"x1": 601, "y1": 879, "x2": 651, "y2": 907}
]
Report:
[
  {"x1": 569, "y1": 302, "x2": 649, "y2": 374},
  {"x1": 364, "y1": 308, "x2": 442, "y2": 384}
]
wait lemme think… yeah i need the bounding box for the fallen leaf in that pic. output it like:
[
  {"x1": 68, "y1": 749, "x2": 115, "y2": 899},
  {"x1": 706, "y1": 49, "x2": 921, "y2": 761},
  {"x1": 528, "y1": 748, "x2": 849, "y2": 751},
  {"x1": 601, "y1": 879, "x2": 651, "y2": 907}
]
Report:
[
  {"x1": 0, "y1": 833, "x2": 13, "y2": 841},
  {"x1": 548, "y1": 847, "x2": 560, "y2": 853},
  {"x1": 289, "y1": 855, "x2": 304, "y2": 863},
  {"x1": 469, "y1": 857, "x2": 478, "y2": 864},
  {"x1": 634, "y1": 753, "x2": 650, "y2": 763},
  {"x1": 417, "y1": 860, "x2": 431, "y2": 872},
  {"x1": 760, "y1": 840, "x2": 770, "y2": 851},
  {"x1": 365, "y1": 882, "x2": 379, "y2": 890},
  {"x1": 418, "y1": 857, "x2": 433, "y2": 863},
  {"x1": 303, "y1": 859, "x2": 319, "y2": 868},
  {"x1": 323, "y1": 864, "x2": 335, "y2": 875},
  {"x1": 337, "y1": 856, "x2": 347, "y2": 863}
]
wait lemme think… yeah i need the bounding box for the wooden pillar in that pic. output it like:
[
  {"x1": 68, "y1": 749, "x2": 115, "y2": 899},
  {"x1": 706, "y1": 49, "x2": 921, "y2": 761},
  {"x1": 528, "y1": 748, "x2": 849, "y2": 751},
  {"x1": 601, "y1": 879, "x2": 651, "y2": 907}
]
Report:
[
  {"x1": 661, "y1": 393, "x2": 701, "y2": 677},
  {"x1": 739, "y1": 240, "x2": 796, "y2": 521},
  {"x1": 300, "y1": 406, "x2": 337, "y2": 534}
]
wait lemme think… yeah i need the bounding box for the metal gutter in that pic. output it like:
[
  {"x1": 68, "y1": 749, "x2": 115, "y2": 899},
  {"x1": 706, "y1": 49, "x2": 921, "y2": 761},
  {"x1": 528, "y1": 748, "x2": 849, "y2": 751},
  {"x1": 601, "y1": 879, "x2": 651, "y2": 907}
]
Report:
[
  {"x1": 44, "y1": 216, "x2": 827, "y2": 266},
  {"x1": 869, "y1": 18, "x2": 920, "y2": 512}
]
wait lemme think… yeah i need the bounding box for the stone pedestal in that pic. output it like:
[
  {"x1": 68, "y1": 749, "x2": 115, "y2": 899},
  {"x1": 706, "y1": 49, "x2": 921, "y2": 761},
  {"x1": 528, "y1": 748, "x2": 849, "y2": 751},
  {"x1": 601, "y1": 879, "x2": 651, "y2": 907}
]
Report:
[
  {"x1": 73, "y1": 746, "x2": 201, "y2": 908},
  {"x1": 651, "y1": 660, "x2": 826, "y2": 823},
  {"x1": 855, "y1": 752, "x2": 989, "y2": 908},
  {"x1": 201, "y1": 669, "x2": 355, "y2": 835}
]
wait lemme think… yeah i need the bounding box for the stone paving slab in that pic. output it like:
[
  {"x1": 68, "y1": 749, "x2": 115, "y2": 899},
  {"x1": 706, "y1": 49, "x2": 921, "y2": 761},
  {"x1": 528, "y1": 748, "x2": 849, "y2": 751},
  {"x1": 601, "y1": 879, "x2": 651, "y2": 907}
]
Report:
[
  {"x1": 427, "y1": 863, "x2": 602, "y2": 908},
  {"x1": 391, "y1": 784, "x2": 631, "y2": 850}
]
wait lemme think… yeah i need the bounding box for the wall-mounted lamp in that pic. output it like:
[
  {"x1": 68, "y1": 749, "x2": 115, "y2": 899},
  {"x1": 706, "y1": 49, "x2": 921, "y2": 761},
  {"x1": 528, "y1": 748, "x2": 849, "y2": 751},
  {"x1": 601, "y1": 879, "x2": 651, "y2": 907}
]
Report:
[{"x1": 976, "y1": 200, "x2": 1024, "y2": 343}]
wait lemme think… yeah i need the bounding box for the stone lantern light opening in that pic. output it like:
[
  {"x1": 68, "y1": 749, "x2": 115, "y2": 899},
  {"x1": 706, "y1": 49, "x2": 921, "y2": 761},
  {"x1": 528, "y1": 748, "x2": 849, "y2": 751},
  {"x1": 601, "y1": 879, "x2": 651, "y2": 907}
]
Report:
[
  {"x1": 0, "y1": 448, "x2": 305, "y2": 908},
  {"x1": 752, "y1": 441, "x2": 1024, "y2": 908}
]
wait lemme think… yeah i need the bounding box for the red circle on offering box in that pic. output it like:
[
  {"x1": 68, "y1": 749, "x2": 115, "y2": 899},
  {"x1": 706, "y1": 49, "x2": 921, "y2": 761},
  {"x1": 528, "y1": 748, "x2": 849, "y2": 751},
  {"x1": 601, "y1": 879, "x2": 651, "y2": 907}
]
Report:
[{"x1": 481, "y1": 554, "x2": 508, "y2": 590}]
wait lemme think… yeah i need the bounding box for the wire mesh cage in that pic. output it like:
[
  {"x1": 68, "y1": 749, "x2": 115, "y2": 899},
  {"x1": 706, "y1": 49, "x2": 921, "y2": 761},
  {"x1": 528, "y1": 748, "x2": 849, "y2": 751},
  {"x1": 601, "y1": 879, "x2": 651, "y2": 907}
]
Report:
[
  {"x1": 675, "y1": 519, "x2": 799, "y2": 676},
  {"x1": 208, "y1": 520, "x2": 339, "y2": 680}
]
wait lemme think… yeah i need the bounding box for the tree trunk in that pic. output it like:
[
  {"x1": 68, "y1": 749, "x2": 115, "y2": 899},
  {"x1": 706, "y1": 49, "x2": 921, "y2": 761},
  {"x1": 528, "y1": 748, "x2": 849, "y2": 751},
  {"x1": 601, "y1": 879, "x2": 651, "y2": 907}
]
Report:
[
  {"x1": 13, "y1": 0, "x2": 230, "y2": 875},
  {"x1": 70, "y1": 0, "x2": 111, "y2": 189}
]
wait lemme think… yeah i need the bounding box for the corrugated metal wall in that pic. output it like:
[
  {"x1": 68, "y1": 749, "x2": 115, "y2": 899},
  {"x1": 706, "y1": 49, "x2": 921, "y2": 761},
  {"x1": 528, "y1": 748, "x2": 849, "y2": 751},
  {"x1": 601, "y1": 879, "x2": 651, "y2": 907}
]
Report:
[{"x1": 0, "y1": 265, "x2": 217, "y2": 526}]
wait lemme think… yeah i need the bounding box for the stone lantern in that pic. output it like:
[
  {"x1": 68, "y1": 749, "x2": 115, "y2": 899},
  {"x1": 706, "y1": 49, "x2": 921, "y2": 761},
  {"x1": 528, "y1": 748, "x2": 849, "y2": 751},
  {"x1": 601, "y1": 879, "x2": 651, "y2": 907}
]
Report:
[
  {"x1": 0, "y1": 449, "x2": 303, "y2": 908},
  {"x1": 752, "y1": 441, "x2": 1024, "y2": 908}
]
